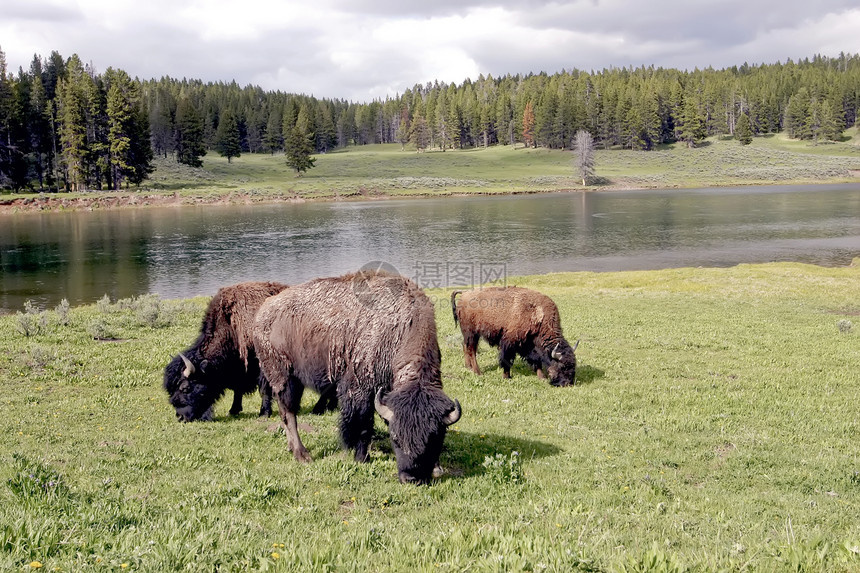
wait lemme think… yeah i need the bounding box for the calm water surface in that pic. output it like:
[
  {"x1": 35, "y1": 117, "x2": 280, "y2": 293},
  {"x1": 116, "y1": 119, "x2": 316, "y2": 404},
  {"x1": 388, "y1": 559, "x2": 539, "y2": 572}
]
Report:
[{"x1": 2, "y1": 184, "x2": 859, "y2": 312}]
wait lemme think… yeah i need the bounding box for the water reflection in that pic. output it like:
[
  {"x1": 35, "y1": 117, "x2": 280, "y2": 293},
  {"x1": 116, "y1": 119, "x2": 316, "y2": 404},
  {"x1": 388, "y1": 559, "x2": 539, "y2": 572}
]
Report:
[{"x1": 1, "y1": 184, "x2": 859, "y2": 311}]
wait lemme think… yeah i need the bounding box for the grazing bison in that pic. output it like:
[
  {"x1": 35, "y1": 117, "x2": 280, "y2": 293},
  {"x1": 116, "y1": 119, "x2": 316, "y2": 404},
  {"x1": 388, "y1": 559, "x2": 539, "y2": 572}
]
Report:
[
  {"x1": 451, "y1": 287, "x2": 579, "y2": 386},
  {"x1": 164, "y1": 281, "x2": 337, "y2": 422},
  {"x1": 254, "y1": 270, "x2": 462, "y2": 484}
]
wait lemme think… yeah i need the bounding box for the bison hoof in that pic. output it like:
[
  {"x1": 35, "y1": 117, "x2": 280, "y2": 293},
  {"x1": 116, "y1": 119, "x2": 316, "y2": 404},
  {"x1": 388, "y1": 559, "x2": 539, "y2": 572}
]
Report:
[
  {"x1": 293, "y1": 448, "x2": 313, "y2": 463},
  {"x1": 258, "y1": 407, "x2": 272, "y2": 417},
  {"x1": 229, "y1": 408, "x2": 243, "y2": 416}
]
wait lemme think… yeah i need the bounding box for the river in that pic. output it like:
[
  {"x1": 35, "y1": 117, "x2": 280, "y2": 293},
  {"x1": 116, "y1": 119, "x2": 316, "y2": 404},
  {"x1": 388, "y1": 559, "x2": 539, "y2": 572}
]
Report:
[{"x1": 1, "y1": 184, "x2": 859, "y2": 312}]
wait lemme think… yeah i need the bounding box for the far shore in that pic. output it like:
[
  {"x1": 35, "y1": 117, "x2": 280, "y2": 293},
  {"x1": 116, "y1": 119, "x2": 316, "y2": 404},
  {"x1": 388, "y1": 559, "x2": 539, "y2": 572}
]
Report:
[
  {"x1": 3, "y1": 177, "x2": 860, "y2": 215},
  {"x1": 4, "y1": 135, "x2": 860, "y2": 214}
]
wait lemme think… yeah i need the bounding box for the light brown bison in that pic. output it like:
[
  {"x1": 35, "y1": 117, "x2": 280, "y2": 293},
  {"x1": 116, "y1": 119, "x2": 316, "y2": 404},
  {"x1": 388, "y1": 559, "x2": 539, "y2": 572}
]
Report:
[
  {"x1": 164, "y1": 281, "x2": 337, "y2": 422},
  {"x1": 451, "y1": 287, "x2": 579, "y2": 386},
  {"x1": 254, "y1": 270, "x2": 461, "y2": 484}
]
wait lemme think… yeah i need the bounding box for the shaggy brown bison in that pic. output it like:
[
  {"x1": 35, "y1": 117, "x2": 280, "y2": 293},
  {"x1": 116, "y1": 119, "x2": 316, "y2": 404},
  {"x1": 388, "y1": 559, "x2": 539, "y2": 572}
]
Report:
[
  {"x1": 164, "y1": 281, "x2": 337, "y2": 422},
  {"x1": 451, "y1": 287, "x2": 579, "y2": 386},
  {"x1": 254, "y1": 270, "x2": 462, "y2": 484}
]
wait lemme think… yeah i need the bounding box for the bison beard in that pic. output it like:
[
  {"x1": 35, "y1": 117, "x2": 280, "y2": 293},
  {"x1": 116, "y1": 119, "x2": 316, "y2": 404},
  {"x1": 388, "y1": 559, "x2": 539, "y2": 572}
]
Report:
[
  {"x1": 254, "y1": 270, "x2": 461, "y2": 484},
  {"x1": 451, "y1": 287, "x2": 579, "y2": 386},
  {"x1": 164, "y1": 281, "x2": 337, "y2": 422}
]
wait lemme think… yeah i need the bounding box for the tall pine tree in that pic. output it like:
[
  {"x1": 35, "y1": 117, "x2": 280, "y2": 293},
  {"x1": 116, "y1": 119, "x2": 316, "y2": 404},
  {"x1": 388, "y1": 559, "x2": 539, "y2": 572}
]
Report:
[{"x1": 214, "y1": 109, "x2": 241, "y2": 162}]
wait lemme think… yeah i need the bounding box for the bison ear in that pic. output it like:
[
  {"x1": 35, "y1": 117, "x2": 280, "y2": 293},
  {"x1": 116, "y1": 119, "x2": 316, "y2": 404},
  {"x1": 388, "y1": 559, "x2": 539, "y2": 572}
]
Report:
[
  {"x1": 200, "y1": 360, "x2": 209, "y2": 373},
  {"x1": 374, "y1": 389, "x2": 395, "y2": 422},
  {"x1": 443, "y1": 399, "x2": 462, "y2": 426}
]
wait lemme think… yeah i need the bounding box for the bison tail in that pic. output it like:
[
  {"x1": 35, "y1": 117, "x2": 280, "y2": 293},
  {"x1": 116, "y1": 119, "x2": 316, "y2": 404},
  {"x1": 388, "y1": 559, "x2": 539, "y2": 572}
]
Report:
[{"x1": 450, "y1": 291, "x2": 463, "y2": 325}]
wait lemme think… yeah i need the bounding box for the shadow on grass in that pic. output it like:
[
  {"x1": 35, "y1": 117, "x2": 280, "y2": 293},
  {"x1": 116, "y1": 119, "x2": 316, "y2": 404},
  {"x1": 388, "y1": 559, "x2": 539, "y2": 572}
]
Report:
[
  {"x1": 443, "y1": 431, "x2": 563, "y2": 479},
  {"x1": 488, "y1": 361, "x2": 606, "y2": 387},
  {"x1": 368, "y1": 426, "x2": 562, "y2": 479},
  {"x1": 588, "y1": 176, "x2": 613, "y2": 187}
]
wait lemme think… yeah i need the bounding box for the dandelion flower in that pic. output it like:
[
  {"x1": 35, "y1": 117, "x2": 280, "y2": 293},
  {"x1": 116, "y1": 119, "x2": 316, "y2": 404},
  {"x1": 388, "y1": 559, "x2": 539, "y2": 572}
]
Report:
[
  {"x1": 29, "y1": 562, "x2": 43, "y2": 569},
  {"x1": 121, "y1": 564, "x2": 129, "y2": 569},
  {"x1": 271, "y1": 552, "x2": 280, "y2": 560}
]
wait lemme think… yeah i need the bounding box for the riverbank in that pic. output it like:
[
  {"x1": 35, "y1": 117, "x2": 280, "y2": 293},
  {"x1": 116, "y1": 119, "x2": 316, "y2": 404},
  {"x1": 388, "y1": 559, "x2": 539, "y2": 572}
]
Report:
[
  {"x1": 1, "y1": 262, "x2": 859, "y2": 571},
  {"x1": 3, "y1": 134, "x2": 860, "y2": 214}
]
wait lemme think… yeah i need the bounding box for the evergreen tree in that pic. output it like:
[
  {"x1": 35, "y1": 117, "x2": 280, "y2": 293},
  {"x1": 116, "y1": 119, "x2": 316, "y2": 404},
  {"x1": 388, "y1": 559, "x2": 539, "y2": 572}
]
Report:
[
  {"x1": 214, "y1": 109, "x2": 241, "y2": 162},
  {"x1": 573, "y1": 129, "x2": 595, "y2": 186},
  {"x1": 56, "y1": 55, "x2": 90, "y2": 191},
  {"x1": 28, "y1": 57, "x2": 52, "y2": 189},
  {"x1": 0, "y1": 47, "x2": 16, "y2": 189},
  {"x1": 396, "y1": 111, "x2": 410, "y2": 151},
  {"x1": 106, "y1": 68, "x2": 135, "y2": 188},
  {"x1": 818, "y1": 98, "x2": 844, "y2": 142},
  {"x1": 263, "y1": 107, "x2": 283, "y2": 153},
  {"x1": 410, "y1": 113, "x2": 430, "y2": 152},
  {"x1": 174, "y1": 97, "x2": 206, "y2": 167},
  {"x1": 735, "y1": 112, "x2": 753, "y2": 145},
  {"x1": 127, "y1": 98, "x2": 154, "y2": 186},
  {"x1": 149, "y1": 85, "x2": 175, "y2": 158},
  {"x1": 784, "y1": 89, "x2": 810, "y2": 139},
  {"x1": 677, "y1": 88, "x2": 707, "y2": 148},
  {"x1": 284, "y1": 125, "x2": 316, "y2": 175}
]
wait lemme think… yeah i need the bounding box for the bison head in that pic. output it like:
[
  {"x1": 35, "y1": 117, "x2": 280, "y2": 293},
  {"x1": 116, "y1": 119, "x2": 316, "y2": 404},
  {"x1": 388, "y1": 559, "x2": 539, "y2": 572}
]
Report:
[
  {"x1": 546, "y1": 339, "x2": 579, "y2": 387},
  {"x1": 375, "y1": 388, "x2": 461, "y2": 484},
  {"x1": 163, "y1": 353, "x2": 220, "y2": 422}
]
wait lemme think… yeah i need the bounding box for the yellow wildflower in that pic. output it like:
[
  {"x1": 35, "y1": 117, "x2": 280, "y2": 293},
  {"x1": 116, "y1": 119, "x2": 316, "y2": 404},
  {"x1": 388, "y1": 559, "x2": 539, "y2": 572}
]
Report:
[
  {"x1": 29, "y1": 562, "x2": 43, "y2": 569},
  {"x1": 271, "y1": 552, "x2": 280, "y2": 560}
]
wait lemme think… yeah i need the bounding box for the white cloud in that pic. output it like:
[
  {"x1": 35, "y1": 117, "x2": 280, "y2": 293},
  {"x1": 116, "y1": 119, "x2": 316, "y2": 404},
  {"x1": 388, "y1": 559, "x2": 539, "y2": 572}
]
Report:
[{"x1": 2, "y1": 0, "x2": 860, "y2": 101}]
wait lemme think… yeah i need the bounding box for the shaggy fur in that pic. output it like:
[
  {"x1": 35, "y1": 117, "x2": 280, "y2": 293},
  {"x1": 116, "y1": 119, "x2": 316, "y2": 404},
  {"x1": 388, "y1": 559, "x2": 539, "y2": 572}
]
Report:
[
  {"x1": 254, "y1": 270, "x2": 461, "y2": 484},
  {"x1": 451, "y1": 287, "x2": 578, "y2": 386},
  {"x1": 164, "y1": 281, "x2": 339, "y2": 422}
]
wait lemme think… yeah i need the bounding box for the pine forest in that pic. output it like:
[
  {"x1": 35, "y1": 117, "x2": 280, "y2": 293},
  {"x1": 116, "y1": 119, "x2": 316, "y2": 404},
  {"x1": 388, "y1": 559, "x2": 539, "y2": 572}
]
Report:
[{"x1": 1, "y1": 48, "x2": 859, "y2": 192}]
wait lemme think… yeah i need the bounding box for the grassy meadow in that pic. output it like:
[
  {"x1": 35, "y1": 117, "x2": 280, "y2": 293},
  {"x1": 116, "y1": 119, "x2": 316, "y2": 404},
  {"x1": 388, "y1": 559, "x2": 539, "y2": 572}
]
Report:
[
  {"x1": 4, "y1": 131, "x2": 860, "y2": 209},
  {"x1": 2, "y1": 262, "x2": 859, "y2": 571},
  {"x1": 144, "y1": 131, "x2": 860, "y2": 199}
]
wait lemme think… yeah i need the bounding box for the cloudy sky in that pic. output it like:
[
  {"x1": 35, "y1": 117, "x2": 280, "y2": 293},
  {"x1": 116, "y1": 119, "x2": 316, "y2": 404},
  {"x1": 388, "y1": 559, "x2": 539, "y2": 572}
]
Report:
[{"x1": 3, "y1": 0, "x2": 860, "y2": 102}]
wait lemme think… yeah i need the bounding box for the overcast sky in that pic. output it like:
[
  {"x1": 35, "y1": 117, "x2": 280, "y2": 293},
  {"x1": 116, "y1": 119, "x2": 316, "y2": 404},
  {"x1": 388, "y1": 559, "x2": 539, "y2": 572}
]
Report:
[{"x1": 3, "y1": 0, "x2": 860, "y2": 102}]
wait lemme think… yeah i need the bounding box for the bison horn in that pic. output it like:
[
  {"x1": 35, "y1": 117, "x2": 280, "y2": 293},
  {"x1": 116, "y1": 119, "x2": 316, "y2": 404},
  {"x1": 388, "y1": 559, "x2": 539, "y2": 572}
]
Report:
[
  {"x1": 572, "y1": 339, "x2": 580, "y2": 353},
  {"x1": 443, "y1": 399, "x2": 462, "y2": 426},
  {"x1": 374, "y1": 388, "x2": 394, "y2": 422},
  {"x1": 179, "y1": 353, "x2": 195, "y2": 378},
  {"x1": 551, "y1": 343, "x2": 562, "y2": 360}
]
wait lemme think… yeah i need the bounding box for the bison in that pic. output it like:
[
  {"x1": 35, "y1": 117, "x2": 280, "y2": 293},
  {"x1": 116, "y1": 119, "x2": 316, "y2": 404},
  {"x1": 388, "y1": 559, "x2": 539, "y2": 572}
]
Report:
[
  {"x1": 451, "y1": 287, "x2": 579, "y2": 386},
  {"x1": 253, "y1": 270, "x2": 462, "y2": 484},
  {"x1": 164, "y1": 281, "x2": 337, "y2": 422}
]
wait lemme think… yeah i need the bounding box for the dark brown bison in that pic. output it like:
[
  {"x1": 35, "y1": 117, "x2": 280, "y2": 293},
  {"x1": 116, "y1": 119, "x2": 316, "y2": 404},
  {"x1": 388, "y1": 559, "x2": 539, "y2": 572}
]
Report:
[
  {"x1": 451, "y1": 287, "x2": 579, "y2": 386},
  {"x1": 164, "y1": 281, "x2": 337, "y2": 422},
  {"x1": 254, "y1": 270, "x2": 462, "y2": 484}
]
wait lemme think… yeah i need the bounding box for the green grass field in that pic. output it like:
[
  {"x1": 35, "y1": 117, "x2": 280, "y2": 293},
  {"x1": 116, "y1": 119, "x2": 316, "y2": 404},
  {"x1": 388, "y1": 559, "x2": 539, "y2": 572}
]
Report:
[
  {"x1": 147, "y1": 131, "x2": 860, "y2": 199},
  {"x1": 4, "y1": 131, "x2": 860, "y2": 208},
  {"x1": 2, "y1": 263, "x2": 859, "y2": 571}
]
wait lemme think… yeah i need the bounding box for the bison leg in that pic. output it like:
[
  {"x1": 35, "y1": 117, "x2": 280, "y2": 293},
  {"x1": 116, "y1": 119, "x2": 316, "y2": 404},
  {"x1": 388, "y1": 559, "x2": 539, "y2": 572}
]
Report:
[
  {"x1": 498, "y1": 340, "x2": 516, "y2": 379},
  {"x1": 311, "y1": 383, "x2": 338, "y2": 415},
  {"x1": 228, "y1": 391, "x2": 243, "y2": 416},
  {"x1": 258, "y1": 374, "x2": 273, "y2": 417},
  {"x1": 338, "y1": 386, "x2": 374, "y2": 463},
  {"x1": 276, "y1": 376, "x2": 312, "y2": 463},
  {"x1": 463, "y1": 333, "x2": 481, "y2": 375}
]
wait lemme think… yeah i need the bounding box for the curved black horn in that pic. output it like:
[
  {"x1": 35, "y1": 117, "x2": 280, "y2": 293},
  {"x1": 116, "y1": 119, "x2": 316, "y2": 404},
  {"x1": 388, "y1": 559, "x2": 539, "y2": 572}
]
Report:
[
  {"x1": 443, "y1": 399, "x2": 462, "y2": 426},
  {"x1": 179, "y1": 353, "x2": 195, "y2": 378},
  {"x1": 374, "y1": 388, "x2": 394, "y2": 422}
]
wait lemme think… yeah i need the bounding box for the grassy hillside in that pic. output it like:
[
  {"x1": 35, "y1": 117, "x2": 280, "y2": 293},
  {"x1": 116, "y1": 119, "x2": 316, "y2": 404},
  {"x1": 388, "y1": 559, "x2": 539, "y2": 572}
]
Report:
[
  {"x1": 3, "y1": 132, "x2": 860, "y2": 211},
  {"x1": 2, "y1": 262, "x2": 859, "y2": 571}
]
